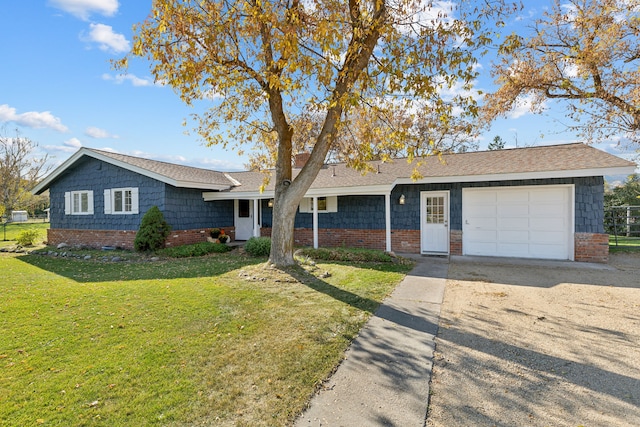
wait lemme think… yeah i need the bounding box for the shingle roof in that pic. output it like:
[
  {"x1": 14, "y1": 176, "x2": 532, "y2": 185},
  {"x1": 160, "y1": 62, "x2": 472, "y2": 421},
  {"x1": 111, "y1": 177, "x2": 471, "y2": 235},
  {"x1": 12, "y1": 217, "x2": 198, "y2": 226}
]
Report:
[
  {"x1": 223, "y1": 143, "x2": 636, "y2": 194},
  {"x1": 89, "y1": 149, "x2": 235, "y2": 189},
  {"x1": 33, "y1": 143, "x2": 636, "y2": 196}
]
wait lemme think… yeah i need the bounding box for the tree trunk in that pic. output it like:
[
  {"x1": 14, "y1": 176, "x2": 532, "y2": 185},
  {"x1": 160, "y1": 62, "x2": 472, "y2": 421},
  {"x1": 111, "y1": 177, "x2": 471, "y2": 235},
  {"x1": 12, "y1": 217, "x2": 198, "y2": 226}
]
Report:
[{"x1": 268, "y1": 189, "x2": 299, "y2": 266}]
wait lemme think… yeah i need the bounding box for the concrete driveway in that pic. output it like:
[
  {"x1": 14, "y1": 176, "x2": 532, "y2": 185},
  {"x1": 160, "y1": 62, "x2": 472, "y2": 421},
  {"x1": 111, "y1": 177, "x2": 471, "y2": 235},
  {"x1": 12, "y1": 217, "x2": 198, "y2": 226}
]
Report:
[{"x1": 427, "y1": 253, "x2": 640, "y2": 427}]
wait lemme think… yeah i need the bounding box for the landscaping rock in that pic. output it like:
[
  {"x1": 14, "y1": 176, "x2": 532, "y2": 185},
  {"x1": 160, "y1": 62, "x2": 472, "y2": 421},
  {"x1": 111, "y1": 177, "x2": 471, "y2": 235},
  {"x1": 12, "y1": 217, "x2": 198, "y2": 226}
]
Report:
[{"x1": 57, "y1": 242, "x2": 69, "y2": 249}]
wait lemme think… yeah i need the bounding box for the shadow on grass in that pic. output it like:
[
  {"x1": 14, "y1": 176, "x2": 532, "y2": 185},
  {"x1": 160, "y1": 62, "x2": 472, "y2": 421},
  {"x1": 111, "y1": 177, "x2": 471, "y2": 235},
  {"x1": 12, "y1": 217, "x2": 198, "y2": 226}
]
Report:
[{"x1": 16, "y1": 251, "x2": 265, "y2": 282}]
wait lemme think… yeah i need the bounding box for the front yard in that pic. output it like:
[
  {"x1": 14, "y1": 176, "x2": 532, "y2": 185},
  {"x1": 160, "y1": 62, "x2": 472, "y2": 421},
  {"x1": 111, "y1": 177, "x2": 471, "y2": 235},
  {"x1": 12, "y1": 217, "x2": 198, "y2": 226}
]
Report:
[{"x1": 0, "y1": 249, "x2": 411, "y2": 426}]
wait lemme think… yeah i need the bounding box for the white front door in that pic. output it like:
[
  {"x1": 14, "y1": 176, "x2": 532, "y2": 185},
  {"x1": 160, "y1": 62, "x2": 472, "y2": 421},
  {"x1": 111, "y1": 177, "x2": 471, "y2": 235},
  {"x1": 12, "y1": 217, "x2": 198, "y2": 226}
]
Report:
[
  {"x1": 235, "y1": 199, "x2": 253, "y2": 240},
  {"x1": 421, "y1": 191, "x2": 450, "y2": 254}
]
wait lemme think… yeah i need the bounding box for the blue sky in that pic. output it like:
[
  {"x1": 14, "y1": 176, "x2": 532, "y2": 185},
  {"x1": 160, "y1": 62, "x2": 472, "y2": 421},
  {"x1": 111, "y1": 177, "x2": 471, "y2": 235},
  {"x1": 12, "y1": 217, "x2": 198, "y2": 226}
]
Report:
[{"x1": 1, "y1": 0, "x2": 636, "y2": 174}]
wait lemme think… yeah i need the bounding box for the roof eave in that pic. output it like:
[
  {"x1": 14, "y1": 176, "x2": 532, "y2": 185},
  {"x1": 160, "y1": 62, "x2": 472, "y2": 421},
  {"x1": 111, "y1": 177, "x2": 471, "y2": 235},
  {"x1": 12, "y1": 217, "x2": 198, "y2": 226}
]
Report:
[{"x1": 396, "y1": 166, "x2": 638, "y2": 185}]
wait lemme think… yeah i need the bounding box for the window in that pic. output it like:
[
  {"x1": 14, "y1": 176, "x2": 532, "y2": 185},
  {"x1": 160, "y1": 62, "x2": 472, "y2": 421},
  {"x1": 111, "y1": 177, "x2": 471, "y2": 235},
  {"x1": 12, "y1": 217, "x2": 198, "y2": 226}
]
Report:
[
  {"x1": 299, "y1": 196, "x2": 338, "y2": 213},
  {"x1": 104, "y1": 188, "x2": 139, "y2": 215},
  {"x1": 64, "y1": 191, "x2": 94, "y2": 215}
]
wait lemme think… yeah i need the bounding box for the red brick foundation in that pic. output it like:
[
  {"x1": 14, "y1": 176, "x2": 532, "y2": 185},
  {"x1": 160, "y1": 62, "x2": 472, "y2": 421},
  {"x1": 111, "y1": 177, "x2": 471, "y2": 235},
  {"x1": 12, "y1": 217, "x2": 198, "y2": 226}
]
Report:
[
  {"x1": 574, "y1": 232, "x2": 609, "y2": 263},
  {"x1": 47, "y1": 227, "x2": 235, "y2": 250},
  {"x1": 450, "y1": 230, "x2": 462, "y2": 255},
  {"x1": 261, "y1": 227, "x2": 421, "y2": 253}
]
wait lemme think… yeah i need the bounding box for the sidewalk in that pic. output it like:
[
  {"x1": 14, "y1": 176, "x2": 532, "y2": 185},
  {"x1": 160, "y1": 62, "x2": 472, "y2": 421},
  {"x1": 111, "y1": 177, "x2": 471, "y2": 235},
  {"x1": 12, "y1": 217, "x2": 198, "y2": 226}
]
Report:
[{"x1": 295, "y1": 256, "x2": 449, "y2": 427}]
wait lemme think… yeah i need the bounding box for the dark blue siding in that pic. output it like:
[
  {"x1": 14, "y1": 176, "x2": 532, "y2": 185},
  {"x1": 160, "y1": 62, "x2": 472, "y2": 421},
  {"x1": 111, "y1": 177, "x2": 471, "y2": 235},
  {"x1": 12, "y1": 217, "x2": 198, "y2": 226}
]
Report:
[
  {"x1": 164, "y1": 185, "x2": 234, "y2": 229},
  {"x1": 49, "y1": 157, "x2": 234, "y2": 231},
  {"x1": 259, "y1": 177, "x2": 604, "y2": 233}
]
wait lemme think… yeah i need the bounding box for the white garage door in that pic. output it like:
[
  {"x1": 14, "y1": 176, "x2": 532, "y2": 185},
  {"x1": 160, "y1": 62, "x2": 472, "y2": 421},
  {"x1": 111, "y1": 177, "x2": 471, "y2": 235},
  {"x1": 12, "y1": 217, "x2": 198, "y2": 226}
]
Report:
[{"x1": 463, "y1": 186, "x2": 573, "y2": 260}]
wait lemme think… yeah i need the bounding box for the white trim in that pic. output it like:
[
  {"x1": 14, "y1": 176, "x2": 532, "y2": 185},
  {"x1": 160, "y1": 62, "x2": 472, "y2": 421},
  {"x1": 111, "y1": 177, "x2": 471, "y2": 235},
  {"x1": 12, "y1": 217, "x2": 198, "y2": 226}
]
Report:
[
  {"x1": 109, "y1": 187, "x2": 139, "y2": 215},
  {"x1": 66, "y1": 190, "x2": 94, "y2": 215},
  {"x1": 202, "y1": 184, "x2": 393, "y2": 201},
  {"x1": 395, "y1": 166, "x2": 636, "y2": 185},
  {"x1": 385, "y1": 193, "x2": 391, "y2": 252},
  {"x1": 253, "y1": 199, "x2": 260, "y2": 238},
  {"x1": 313, "y1": 197, "x2": 319, "y2": 249}
]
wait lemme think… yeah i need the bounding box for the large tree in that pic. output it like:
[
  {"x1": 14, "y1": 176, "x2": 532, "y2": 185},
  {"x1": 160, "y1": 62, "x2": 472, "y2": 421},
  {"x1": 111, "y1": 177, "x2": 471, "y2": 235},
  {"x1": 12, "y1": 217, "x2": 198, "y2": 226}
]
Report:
[
  {"x1": 484, "y1": 0, "x2": 640, "y2": 145},
  {"x1": 122, "y1": 0, "x2": 516, "y2": 266},
  {"x1": 1, "y1": 130, "x2": 51, "y2": 216}
]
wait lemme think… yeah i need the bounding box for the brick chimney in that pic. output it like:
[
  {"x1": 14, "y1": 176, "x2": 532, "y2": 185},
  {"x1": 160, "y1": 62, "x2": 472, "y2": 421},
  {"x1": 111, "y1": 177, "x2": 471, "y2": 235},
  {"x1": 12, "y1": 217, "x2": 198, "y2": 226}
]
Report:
[{"x1": 294, "y1": 152, "x2": 311, "y2": 168}]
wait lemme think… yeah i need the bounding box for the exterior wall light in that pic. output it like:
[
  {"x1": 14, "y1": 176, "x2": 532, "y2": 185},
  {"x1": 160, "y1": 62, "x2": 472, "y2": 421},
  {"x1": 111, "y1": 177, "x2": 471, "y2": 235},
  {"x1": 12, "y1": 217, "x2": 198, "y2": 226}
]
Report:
[
  {"x1": 399, "y1": 194, "x2": 405, "y2": 205},
  {"x1": 268, "y1": 199, "x2": 274, "y2": 208}
]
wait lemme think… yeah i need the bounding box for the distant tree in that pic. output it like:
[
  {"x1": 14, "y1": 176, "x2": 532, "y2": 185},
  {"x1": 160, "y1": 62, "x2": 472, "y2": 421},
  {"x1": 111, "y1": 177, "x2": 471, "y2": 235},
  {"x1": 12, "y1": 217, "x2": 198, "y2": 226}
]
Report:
[
  {"x1": 605, "y1": 174, "x2": 640, "y2": 207},
  {"x1": 484, "y1": 0, "x2": 640, "y2": 146},
  {"x1": 487, "y1": 135, "x2": 506, "y2": 150},
  {"x1": 122, "y1": 0, "x2": 518, "y2": 266},
  {"x1": 0, "y1": 129, "x2": 51, "y2": 215}
]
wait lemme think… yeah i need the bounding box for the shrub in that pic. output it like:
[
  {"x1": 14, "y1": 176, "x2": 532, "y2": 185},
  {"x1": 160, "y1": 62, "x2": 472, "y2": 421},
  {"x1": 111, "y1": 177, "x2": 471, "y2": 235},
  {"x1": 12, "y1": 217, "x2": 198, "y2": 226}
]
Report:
[
  {"x1": 156, "y1": 241, "x2": 232, "y2": 258},
  {"x1": 134, "y1": 206, "x2": 171, "y2": 252},
  {"x1": 297, "y1": 247, "x2": 396, "y2": 263},
  {"x1": 16, "y1": 229, "x2": 41, "y2": 246},
  {"x1": 244, "y1": 237, "x2": 271, "y2": 257}
]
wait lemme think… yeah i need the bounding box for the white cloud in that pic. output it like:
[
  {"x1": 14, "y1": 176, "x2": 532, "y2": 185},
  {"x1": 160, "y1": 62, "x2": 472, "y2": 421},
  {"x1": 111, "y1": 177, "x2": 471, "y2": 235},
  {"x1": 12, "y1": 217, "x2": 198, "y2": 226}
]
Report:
[
  {"x1": 508, "y1": 94, "x2": 547, "y2": 119},
  {"x1": 85, "y1": 23, "x2": 130, "y2": 53},
  {"x1": 44, "y1": 137, "x2": 83, "y2": 153},
  {"x1": 49, "y1": 0, "x2": 119, "y2": 21},
  {"x1": 102, "y1": 73, "x2": 155, "y2": 87},
  {"x1": 0, "y1": 104, "x2": 68, "y2": 132},
  {"x1": 85, "y1": 126, "x2": 118, "y2": 139}
]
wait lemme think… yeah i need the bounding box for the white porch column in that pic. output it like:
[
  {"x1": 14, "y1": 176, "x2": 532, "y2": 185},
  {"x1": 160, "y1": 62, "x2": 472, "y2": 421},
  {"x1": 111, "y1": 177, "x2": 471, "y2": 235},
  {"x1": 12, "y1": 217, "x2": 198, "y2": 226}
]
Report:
[
  {"x1": 253, "y1": 199, "x2": 260, "y2": 237},
  {"x1": 313, "y1": 196, "x2": 319, "y2": 249},
  {"x1": 385, "y1": 193, "x2": 392, "y2": 252}
]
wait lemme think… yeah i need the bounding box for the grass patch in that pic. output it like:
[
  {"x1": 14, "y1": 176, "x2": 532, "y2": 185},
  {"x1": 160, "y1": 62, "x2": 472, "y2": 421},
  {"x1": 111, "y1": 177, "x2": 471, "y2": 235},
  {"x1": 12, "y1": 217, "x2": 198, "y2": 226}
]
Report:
[
  {"x1": 0, "y1": 250, "x2": 411, "y2": 426},
  {"x1": 0, "y1": 221, "x2": 49, "y2": 248},
  {"x1": 609, "y1": 235, "x2": 640, "y2": 253}
]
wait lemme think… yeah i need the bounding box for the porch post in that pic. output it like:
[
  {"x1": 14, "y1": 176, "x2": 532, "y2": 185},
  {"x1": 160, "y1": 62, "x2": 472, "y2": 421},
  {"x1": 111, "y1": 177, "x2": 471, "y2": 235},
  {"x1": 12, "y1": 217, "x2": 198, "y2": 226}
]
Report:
[
  {"x1": 253, "y1": 199, "x2": 260, "y2": 237},
  {"x1": 313, "y1": 196, "x2": 319, "y2": 249},
  {"x1": 385, "y1": 193, "x2": 391, "y2": 252}
]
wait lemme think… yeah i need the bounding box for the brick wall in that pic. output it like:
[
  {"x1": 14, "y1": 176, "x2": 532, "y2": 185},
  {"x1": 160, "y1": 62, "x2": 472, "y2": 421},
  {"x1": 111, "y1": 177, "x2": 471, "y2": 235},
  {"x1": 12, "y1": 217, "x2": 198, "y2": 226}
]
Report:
[
  {"x1": 450, "y1": 230, "x2": 462, "y2": 255},
  {"x1": 261, "y1": 227, "x2": 421, "y2": 253},
  {"x1": 47, "y1": 227, "x2": 236, "y2": 250},
  {"x1": 574, "y1": 232, "x2": 609, "y2": 263}
]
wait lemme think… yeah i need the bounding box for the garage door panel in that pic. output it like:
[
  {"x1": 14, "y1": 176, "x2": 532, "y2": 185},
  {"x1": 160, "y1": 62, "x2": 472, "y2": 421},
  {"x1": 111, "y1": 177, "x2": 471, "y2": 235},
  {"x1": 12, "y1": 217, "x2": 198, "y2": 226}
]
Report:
[
  {"x1": 498, "y1": 191, "x2": 529, "y2": 203},
  {"x1": 498, "y1": 204, "x2": 529, "y2": 216},
  {"x1": 466, "y1": 191, "x2": 496, "y2": 204},
  {"x1": 500, "y1": 217, "x2": 530, "y2": 229},
  {"x1": 531, "y1": 231, "x2": 566, "y2": 244},
  {"x1": 531, "y1": 189, "x2": 565, "y2": 202},
  {"x1": 499, "y1": 230, "x2": 530, "y2": 242},
  {"x1": 530, "y1": 204, "x2": 565, "y2": 216},
  {"x1": 530, "y1": 217, "x2": 565, "y2": 231},
  {"x1": 463, "y1": 186, "x2": 572, "y2": 260}
]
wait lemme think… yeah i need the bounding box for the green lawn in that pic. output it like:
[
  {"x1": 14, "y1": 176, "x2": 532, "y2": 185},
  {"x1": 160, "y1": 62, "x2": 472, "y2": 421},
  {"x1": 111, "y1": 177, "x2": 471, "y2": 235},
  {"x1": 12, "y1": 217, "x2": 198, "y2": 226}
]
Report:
[
  {"x1": 0, "y1": 249, "x2": 411, "y2": 426},
  {"x1": 609, "y1": 235, "x2": 640, "y2": 252},
  {"x1": 0, "y1": 221, "x2": 49, "y2": 248}
]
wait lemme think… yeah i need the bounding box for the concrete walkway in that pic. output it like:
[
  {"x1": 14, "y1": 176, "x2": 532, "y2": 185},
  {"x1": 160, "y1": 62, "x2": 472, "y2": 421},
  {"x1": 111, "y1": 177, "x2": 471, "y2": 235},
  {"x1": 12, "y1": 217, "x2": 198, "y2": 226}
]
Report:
[{"x1": 295, "y1": 256, "x2": 449, "y2": 427}]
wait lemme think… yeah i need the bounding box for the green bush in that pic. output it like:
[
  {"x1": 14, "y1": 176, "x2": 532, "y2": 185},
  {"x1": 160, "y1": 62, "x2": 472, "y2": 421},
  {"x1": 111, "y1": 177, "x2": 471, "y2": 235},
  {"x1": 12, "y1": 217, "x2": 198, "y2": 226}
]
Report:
[
  {"x1": 244, "y1": 237, "x2": 271, "y2": 257},
  {"x1": 134, "y1": 206, "x2": 171, "y2": 252},
  {"x1": 156, "y1": 241, "x2": 232, "y2": 258},
  {"x1": 16, "y1": 229, "x2": 41, "y2": 246},
  {"x1": 297, "y1": 247, "x2": 396, "y2": 263}
]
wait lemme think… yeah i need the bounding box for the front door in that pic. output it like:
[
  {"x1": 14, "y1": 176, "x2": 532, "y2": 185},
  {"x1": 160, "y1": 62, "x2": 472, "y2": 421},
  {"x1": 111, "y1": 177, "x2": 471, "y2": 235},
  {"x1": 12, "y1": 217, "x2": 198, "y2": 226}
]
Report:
[
  {"x1": 235, "y1": 199, "x2": 253, "y2": 240},
  {"x1": 421, "y1": 191, "x2": 449, "y2": 254}
]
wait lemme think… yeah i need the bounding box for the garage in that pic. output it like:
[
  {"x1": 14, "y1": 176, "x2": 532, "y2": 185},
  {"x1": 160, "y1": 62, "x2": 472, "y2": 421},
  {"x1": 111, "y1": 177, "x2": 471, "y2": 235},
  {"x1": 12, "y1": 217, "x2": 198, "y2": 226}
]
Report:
[{"x1": 462, "y1": 185, "x2": 574, "y2": 260}]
